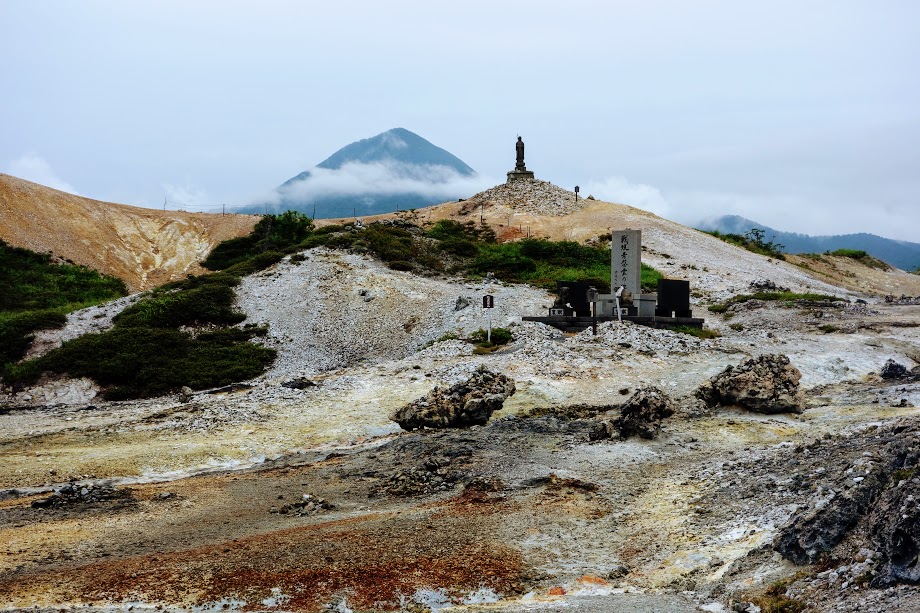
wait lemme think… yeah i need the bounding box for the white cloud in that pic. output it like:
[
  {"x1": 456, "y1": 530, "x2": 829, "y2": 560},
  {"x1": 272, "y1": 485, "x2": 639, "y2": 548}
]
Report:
[
  {"x1": 6, "y1": 153, "x2": 80, "y2": 195},
  {"x1": 581, "y1": 176, "x2": 672, "y2": 218},
  {"x1": 162, "y1": 182, "x2": 213, "y2": 211},
  {"x1": 276, "y1": 161, "x2": 494, "y2": 202}
]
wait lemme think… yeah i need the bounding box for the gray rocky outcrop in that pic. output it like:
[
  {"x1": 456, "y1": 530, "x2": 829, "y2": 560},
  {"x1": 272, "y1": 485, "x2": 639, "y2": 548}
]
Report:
[
  {"x1": 390, "y1": 366, "x2": 515, "y2": 430},
  {"x1": 590, "y1": 386, "x2": 676, "y2": 440},
  {"x1": 773, "y1": 424, "x2": 920, "y2": 586},
  {"x1": 868, "y1": 473, "x2": 920, "y2": 586},
  {"x1": 880, "y1": 359, "x2": 910, "y2": 380},
  {"x1": 696, "y1": 354, "x2": 804, "y2": 414}
]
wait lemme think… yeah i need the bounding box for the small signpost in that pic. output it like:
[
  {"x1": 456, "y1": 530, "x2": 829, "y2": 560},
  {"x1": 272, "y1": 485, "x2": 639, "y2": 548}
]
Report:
[
  {"x1": 574, "y1": 185, "x2": 580, "y2": 203},
  {"x1": 482, "y1": 294, "x2": 494, "y2": 342}
]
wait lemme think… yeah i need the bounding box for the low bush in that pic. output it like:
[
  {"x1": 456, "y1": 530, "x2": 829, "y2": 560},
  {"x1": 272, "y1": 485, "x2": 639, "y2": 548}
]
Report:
[
  {"x1": 203, "y1": 211, "x2": 313, "y2": 270},
  {"x1": 667, "y1": 325, "x2": 721, "y2": 339},
  {"x1": 709, "y1": 291, "x2": 844, "y2": 314},
  {"x1": 824, "y1": 248, "x2": 890, "y2": 270},
  {"x1": 471, "y1": 326, "x2": 513, "y2": 347},
  {"x1": 0, "y1": 240, "x2": 127, "y2": 370},
  {"x1": 4, "y1": 326, "x2": 274, "y2": 400},
  {"x1": 702, "y1": 228, "x2": 786, "y2": 260}
]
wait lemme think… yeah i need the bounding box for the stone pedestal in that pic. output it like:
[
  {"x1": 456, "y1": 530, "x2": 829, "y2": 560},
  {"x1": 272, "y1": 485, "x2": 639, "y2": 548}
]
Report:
[{"x1": 506, "y1": 169, "x2": 535, "y2": 183}]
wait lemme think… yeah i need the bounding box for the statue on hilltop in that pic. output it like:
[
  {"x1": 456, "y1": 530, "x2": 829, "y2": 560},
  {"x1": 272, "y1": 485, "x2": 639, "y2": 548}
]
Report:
[{"x1": 506, "y1": 135, "x2": 535, "y2": 183}]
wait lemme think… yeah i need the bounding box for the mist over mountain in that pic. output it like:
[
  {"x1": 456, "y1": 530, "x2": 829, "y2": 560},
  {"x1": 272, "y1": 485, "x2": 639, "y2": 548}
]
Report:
[
  {"x1": 697, "y1": 215, "x2": 920, "y2": 271},
  {"x1": 241, "y1": 128, "x2": 484, "y2": 218}
]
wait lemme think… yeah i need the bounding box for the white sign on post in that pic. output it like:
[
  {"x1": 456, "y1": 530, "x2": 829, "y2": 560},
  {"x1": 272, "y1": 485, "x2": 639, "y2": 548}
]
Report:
[{"x1": 611, "y1": 229, "x2": 642, "y2": 298}]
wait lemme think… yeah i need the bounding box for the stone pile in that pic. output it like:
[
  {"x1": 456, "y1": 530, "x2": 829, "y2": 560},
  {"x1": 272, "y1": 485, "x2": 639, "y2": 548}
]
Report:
[
  {"x1": 382, "y1": 455, "x2": 457, "y2": 497},
  {"x1": 466, "y1": 180, "x2": 585, "y2": 217},
  {"x1": 578, "y1": 321, "x2": 720, "y2": 355},
  {"x1": 696, "y1": 354, "x2": 805, "y2": 413},
  {"x1": 390, "y1": 366, "x2": 516, "y2": 430},
  {"x1": 269, "y1": 493, "x2": 333, "y2": 517},
  {"x1": 31, "y1": 482, "x2": 128, "y2": 508}
]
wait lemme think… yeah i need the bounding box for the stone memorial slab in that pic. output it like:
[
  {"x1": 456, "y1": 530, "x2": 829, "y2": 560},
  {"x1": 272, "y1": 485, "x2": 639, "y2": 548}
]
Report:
[{"x1": 611, "y1": 229, "x2": 641, "y2": 298}]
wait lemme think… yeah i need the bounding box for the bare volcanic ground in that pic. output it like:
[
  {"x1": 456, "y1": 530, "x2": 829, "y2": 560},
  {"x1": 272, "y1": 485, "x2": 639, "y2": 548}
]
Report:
[
  {"x1": 0, "y1": 173, "x2": 259, "y2": 291},
  {"x1": 3, "y1": 178, "x2": 920, "y2": 611}
]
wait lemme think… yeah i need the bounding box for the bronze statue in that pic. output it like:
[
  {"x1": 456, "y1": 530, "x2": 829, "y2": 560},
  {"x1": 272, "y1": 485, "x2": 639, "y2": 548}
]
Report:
[{"x1": 515, "y1": 136, "x2": 525, "y2": 170}]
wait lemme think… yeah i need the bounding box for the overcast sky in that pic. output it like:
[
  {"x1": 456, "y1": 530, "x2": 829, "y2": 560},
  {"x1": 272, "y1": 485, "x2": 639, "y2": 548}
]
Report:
[{"x1": 2, "y1": 1, "x2": 919, "y2": 241}]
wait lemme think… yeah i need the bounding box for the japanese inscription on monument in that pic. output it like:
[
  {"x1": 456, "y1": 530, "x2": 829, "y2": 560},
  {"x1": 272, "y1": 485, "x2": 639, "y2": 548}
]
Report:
[{"x1": 611, "y1": 229, "x2": 641, "y2": 299}]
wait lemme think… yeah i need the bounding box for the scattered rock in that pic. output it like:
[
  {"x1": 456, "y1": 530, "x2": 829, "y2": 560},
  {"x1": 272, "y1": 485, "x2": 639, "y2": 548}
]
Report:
[
  {"x1": 454, "y1": 296, "x2": 472, "y2": 311},
  {"x1": 281, "y1": 377, "x2": 316, "y2": 390},
  {"x1": 590, "y1": 386, "x2": 676, "y2": 440},
  {"x1": 696, "y1": 354, "x2": 805, "y2": 414},
  {"x1": 880, "y1": 359, "x2": 910, "y2": 380},
  {"x1": 269, "y1": 493, "x2": 333, "y2": 516},
  {"x1": 31, "y1": 482, "x2": 131, "y2": 509},
  {"x1": 390, "y1": 366, "x2": 516, "y2": 430},
  {"x1": 749, "y1": 279, "x2": 790, "y2": 292},
  {"x1": 178, "y1": 386, "x2": 194, "y2": 403}
]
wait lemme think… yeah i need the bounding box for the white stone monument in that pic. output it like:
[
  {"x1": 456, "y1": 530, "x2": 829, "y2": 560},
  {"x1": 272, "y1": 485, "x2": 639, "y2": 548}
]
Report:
[{"x1": 611, "y1": 229, "x2": 641, "y2": 298}]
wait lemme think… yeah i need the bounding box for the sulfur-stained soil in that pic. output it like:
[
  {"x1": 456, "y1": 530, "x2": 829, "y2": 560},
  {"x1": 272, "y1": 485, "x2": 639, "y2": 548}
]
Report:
[
  {"x1": 0, "y1": 173, "x2": 258, "y2": 291},
  {"x1": 2, "y1": 179, "x2": 920, "y2": 611}
]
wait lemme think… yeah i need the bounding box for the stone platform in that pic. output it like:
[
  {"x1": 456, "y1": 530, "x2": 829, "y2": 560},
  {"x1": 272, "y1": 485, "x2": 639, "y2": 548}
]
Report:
[
  {"x1": 523, "y1": 314, "x2": 705, "y2": 333},
  {"x1": 506, "y1": 169, "x2": 535, "y2": 182}
]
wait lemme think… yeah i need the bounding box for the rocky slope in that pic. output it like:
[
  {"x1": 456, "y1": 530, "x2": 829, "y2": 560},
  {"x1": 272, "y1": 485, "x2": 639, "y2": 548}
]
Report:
[{"x1": 0, "y1": 173, "x2": 258, "y2": 291}]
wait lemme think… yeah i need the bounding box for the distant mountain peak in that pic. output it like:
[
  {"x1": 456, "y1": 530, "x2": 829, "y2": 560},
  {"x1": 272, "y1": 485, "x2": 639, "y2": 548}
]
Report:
[
  {"x1": 312, "y1": 127, "x2": 475, "y2": 175},
  {"x1": 265, "y1": 129, "x2": 480, "y2": 218}
]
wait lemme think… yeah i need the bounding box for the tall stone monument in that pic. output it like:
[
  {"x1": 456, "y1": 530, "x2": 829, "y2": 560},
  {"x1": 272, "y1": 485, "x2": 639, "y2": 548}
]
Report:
[
  {"x1": 611, "y1": 229, "x2": 642, "y2": 299},
  {"x1": 507, "y1": 136, "x2": 535, "y2": 183}
]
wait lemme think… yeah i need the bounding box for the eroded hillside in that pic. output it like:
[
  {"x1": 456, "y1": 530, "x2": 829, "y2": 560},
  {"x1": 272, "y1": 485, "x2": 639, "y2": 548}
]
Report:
[{"x1": 0, "y1": 174, "x2": 259, "y2": 291}]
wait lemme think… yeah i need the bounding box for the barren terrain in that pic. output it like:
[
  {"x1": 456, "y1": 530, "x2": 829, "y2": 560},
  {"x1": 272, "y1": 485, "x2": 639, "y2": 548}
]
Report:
[
  {"x1": 2, "y1": 180, "x2": 920, "y2": 612},
  {"x1": 0, "y1": 174, "x2": 258, "y2": 291}
]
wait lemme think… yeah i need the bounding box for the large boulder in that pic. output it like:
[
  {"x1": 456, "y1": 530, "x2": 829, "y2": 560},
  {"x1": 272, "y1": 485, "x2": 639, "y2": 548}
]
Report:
[
  {"x1": 696, "y1": 354, "x2": 804, "y2": 414},
  {"x1": 590, "y1": 386, "x2": 676, "y2": 440},
  {"x1": 391, "y1": 366, "x2": 516, "y2": 430},
  {"x1": 880, "y1": 359, "x2": 910, "y2": 380}
]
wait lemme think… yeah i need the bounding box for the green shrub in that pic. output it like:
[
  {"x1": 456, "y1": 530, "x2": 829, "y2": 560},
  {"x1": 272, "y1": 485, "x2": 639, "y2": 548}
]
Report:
[
  {"x1": 0, "y1": 240, "x2": 127, "y2": 371},
  {"x1": 824, "y1": 248, "x2": 890, "y2": 270},
  {"x1": 641, "y1": 264, "x2": 663, "y2": 292},
  {"x1": 471, "y1": 327, "x2": 513, "y2": 346},
  {"x1": 4, "y1": 326, "x2": 275, "y2": 400},
  {"x1": 709, "y1": 291, "x2": 844, "y2": 313},
  {"x1": 702, "y1": 228, "x2": 786, "y2": 260},
  {"x1": 202, "y1": 211, "x2": 313, "y2": 271},
  {"x1": 0, "y1": 310, "x2": 68, "y2": 365},
  {"x1": 667, "y1": 325, "x2": 721, "y2": 339},
  {"x1": 114, "y1": 283, "x2": 244, "y2": 329}
]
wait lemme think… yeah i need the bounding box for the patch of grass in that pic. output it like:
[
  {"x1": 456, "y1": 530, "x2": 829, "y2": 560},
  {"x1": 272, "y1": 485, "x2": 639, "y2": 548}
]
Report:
[
  {"x1": 667, "y1": 325, "x2": 721, "y2": 339},
  {"x1": 818, "y1": 324, "x2": 840, "y2": 333},
  {"x1": 749, "y1": 577, "x2": 808, "y2": 613},
  {"x1": 0, "y1": 239, "x2": 127, "y2": 370},
  {"x1": 702, "y1": 228, "x2": 786, "y2": 260},
  {"x1": 471, "y1": 327, "x2": 513, "y2": 347},
  {"x1": 824, "y1": 248, "x2": 890, "y2": 270},
  {"x1": 891, "y1": 466, "x2": 919, "y2": 483},
  {"x1": 729, "y1": 323, "x2": 745, "y2": 331},
  {"x1": 709, "y1": 292, "x2": 844, "y2": 314}
]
